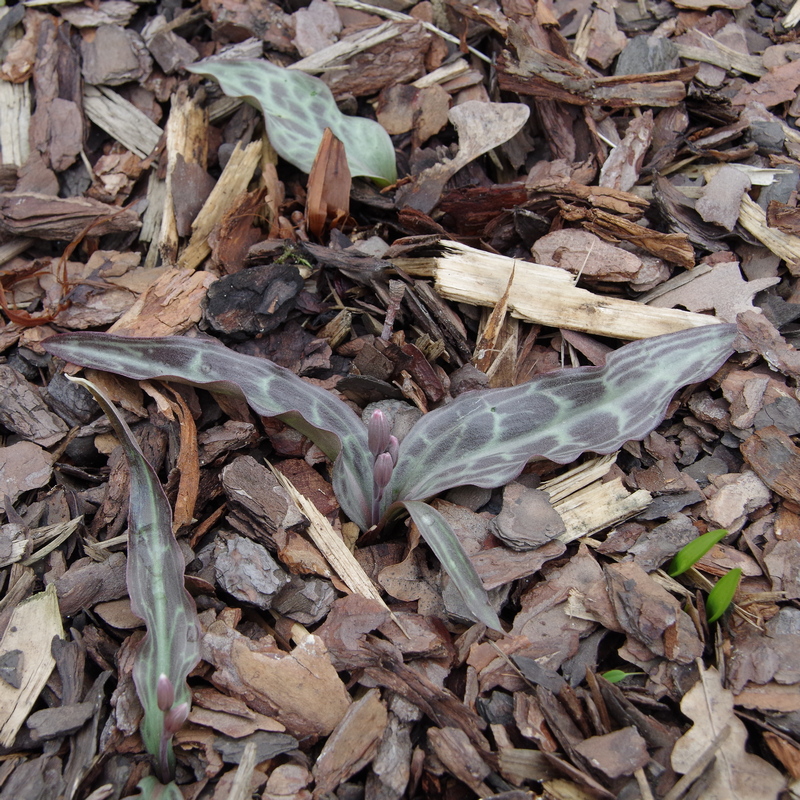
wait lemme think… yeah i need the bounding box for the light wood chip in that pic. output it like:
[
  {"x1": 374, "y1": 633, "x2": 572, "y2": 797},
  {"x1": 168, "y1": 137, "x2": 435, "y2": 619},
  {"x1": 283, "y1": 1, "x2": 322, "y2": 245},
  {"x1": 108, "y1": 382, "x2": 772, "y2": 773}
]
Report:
[
  {"x1": 83, "y1": 85, "x2": 162, "y2": 159},
  {"x1": 178, "y1": 140, "x2": 261, "y2": 271},
  {"x1": 0, "y1": 79, "x2": 30, "y2": 167},
  {"x1": 266, "y1": 462, "x2": 392, "y2": 613},
  {"x1": 395, "y1": 241, "x2": 720, "y2": 340},
  {"x1": 738, "y1": 194, "x2": 800, "y2": 269},
  {"x1": 540, "y1": 455, "x2": 653, "y2": 543},
  {"x1": 0, "y1": 584, "x2": 64, "y2": 747}
]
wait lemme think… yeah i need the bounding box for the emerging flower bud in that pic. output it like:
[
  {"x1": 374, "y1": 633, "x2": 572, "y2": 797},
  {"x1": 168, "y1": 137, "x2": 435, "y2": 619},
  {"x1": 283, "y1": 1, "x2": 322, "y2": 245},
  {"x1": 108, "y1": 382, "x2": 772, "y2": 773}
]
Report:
[
  {"x1": 156, "y1": 674, "x2": 174, "y2": 712},
  {"x1": 368, "y1": 409, "x2": 391, "y2": 457},
  {"x1": 373, "y1": 452, "x2": 393, "y2": 489},
  {"x1": 387, "y1": 435, "x2": 399, "y2": 465},
  {"x1": 163, "y1": 702, "x2": 190, "y2": 735}
]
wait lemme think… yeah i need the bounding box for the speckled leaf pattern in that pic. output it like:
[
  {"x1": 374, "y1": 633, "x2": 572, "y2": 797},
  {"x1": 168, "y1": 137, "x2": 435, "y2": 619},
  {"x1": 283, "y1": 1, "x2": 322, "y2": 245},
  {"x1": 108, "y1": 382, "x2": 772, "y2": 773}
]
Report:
[
  {"x1": 44, "y1": 333, "x2": 374, "y2": 531},
  {"x1": 68, "y1": 376, "x2": 200, "y2": 771},
  {"x1": 384, "y1": 324, "x2": 738, "y2": 510},
  {"x1": 44, "y1": 324, "x2": 737, "y2": 632},
  {"x1": 188, "y1": 59, "x2": 397, "y2": 185}
]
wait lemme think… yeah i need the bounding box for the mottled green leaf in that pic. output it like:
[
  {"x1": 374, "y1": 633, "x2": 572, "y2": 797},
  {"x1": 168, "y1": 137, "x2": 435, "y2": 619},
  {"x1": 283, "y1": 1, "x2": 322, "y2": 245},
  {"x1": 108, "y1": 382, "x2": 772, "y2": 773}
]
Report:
[
  {"x1": 400, "y1": 500, "x2": 501, "y2": 631},
  {"x1": 668, "y1": 528, "x2": 728, "y2": 576},
  {"x1": 384, "y1": 324, "x2": 737, "y2": 512},
  {"x1": 67, "y1": 376, "x2": 200, "y2": 778},
  {"x1": 187, "y1": 59, "x2": 396, "y2": 185},
  {"x1": 45, "y1": 333, "x2": 373, "y2": 531},
  {"x1": 707, "y1": 568, "x2": 742, "y2": 623}
]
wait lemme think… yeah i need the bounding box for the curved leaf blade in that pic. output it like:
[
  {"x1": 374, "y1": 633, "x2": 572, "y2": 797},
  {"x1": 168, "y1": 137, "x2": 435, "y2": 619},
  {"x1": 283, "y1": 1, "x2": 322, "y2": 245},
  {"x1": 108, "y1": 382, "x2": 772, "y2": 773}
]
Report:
[
  {"x1": 187, "y1": 59, "x2": 397, "y2": 185},
  {"x1": 400, "y1": 500, "x2": 501, "y2": 631},
  {"x1": 69, "y1": 376, "x2": 200, "y2": 774},
  {"x1": 706, "y1": 568, "x2": 742, "y2": 623},
  {"x1": 668, "y1": 528, "x2": 728, "y2": 576},
  {"x1": 386, "y1": 324, "x2": 737, "y2": 507},
  {"x1": 44, "y1": 333, "x2": 374, "y2": 531}
]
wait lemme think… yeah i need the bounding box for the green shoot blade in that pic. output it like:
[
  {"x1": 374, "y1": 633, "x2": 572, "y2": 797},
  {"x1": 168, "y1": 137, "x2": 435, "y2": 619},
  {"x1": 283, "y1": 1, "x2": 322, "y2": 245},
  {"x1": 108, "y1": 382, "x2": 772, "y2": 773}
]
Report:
[
  {"x1": 668, "y1": 529, "x2": 728, "y2": 576},
  {"x1": 706, "y1": 568, "x2": 742, "y2": 623}
]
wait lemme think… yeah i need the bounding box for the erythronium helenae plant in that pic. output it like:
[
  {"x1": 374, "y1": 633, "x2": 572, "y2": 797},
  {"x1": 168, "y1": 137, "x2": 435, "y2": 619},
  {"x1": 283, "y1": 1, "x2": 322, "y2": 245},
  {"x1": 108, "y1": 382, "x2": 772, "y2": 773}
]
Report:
[
  {"x1": 187, "y1": 59, "x2": 397, "y2": 186},
  {"x1": 44, "y1": 323, "x2": 737, "y2": 631},
  {"x1": 65, "y1": 375, "x2": 200, "y2": 790}
]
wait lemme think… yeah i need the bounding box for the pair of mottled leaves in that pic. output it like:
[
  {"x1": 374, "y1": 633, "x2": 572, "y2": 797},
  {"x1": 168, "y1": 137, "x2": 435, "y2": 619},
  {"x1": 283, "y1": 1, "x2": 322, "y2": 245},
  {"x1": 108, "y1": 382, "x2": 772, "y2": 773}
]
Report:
[{"x1": 44, "y1": 323, "x2": 736, "y2": 631}]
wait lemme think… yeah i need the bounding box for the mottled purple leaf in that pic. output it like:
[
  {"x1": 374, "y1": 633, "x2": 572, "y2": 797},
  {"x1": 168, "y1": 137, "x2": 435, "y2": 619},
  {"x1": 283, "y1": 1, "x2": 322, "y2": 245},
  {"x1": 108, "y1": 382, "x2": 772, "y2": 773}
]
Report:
[
  {"x1": 44, "y1": 333, "x2": 373, "y2": 531},
  {"x1": 384, "y1": 324, "x2": 737, "y2": 509},
  {"x1": 68, "y1": 376, "x2": 200, "y2": 778}
]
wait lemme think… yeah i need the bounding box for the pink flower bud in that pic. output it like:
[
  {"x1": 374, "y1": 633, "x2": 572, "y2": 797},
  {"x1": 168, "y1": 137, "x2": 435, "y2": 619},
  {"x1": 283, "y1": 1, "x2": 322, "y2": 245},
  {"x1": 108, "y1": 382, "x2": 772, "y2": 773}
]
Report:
[
  {"x1": 156, "y1": 674, "x2": 174, "y2": 712},
  {"x1": 373, "y1": 452, "x2": 393, "y2": 489},
  {"x1": 388, "y1": 435, "x2": 399, "y2": 465},
  {"x1": 164, "y1": 702, "x2": 189, "y2": 735},
  {"x1": 368, "y1": 409, "x2": 390, "y2": 457}
]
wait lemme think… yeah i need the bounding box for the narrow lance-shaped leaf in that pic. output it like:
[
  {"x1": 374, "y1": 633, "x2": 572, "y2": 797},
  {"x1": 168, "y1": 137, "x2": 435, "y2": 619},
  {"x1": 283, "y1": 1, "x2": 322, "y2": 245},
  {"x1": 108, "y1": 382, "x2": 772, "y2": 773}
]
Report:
[
  {"x1": 187, "y1": 59, "x2": 397, "y2": 186},
  {"x1": 68, "y1": 376, "x2": 200, "y2": 780},
  {"x1": 706, "y1": 568, "x2": 742, "y2": 623},
  {"x1": 384, "y1": 324, "x2": 737, "y2": 510},
  {"x1": 669, "y1": 528, "x2": 728, "y2": 576},
  {"x1": 400, "y1": 500, "x2": 501, "y2": 631},
  {"x1": 44, "y1": 333, "x2": 373, "y2": 531}
]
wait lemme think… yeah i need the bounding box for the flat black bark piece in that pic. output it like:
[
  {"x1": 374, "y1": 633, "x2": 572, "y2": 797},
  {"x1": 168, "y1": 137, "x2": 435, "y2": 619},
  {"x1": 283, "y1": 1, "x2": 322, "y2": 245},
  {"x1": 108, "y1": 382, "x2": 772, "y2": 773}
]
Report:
[{"x1": 204, "y1": 263, "x2": 304, "y2": 339}]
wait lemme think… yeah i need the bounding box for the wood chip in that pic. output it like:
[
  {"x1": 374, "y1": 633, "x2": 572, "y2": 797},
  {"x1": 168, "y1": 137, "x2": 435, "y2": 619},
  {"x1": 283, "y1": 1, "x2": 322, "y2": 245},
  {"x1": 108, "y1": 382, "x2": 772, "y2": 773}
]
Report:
[
  {"x1": 394, "y1": 241, "x2": 722, "y2": 340},
  {"x1": 0, "y1": 584, "x2": 63, "y2": 747}
]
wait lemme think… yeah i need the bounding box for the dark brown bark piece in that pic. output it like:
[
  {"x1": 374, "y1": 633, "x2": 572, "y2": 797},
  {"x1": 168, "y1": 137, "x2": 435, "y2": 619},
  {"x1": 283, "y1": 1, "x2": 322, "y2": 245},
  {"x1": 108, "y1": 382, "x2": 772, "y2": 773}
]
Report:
[
  {"x1": 172, "y1": 155, "x2": 216, "y2": 238},
  {"x1": 491, "y1": 482, "x2": 566, "y2": 549},
  {"x1": 427, "y1": 727, "x2": 492, "y2": 794},
  {"x1": 605, "y1": 561, "x2": 703, "y2": 664},
  {"x1": 0, "y1": 364, "x2": 68, "y2": 447},
  {"x1": 273, "y1": 459, "x2": 338, "y2": 517},
  {"x1": 222, "y1": 455, "x2": 308, "y2": 549},
  {"x1": 574, "y1": 727, "x2": 649, "y2": 779},
  {"x1": 312, "y1": 688, "x2": 388, "y2": 796},
  {"x1": 80, "y1": 24, "x2": 152, "y2": 85},
  {"x1": 0, "y1": 192, "x2": 141, "y2": 239},
  {"x1": 322, "y1": 22, "x2": 430, "y2": 97},
  {"x1": 54, "y1": 552, "x2": 128, "y2": 617},
  {"x1": 741, "y1": 425, "x2": 800, "y2": 505},
  {"x1": 27, "y1": 702, "x2": 95, "y2": 741}
]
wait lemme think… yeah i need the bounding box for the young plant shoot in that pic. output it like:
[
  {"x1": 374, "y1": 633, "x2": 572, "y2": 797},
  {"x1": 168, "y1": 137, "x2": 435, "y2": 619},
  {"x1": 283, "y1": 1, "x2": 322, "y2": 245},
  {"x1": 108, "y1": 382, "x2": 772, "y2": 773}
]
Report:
[
  {"x1": 668, "y1": 528, "x2": 729, "y2": 576},
  {"x1": 66, "y1": 376, "x2": 200, "y2": 785},
  {"x1": 706, "y1": 568, "x2": 742, "y2": 623},
  {"x1": 44, "y1": 323, "x2": 737, "y2": 631}
]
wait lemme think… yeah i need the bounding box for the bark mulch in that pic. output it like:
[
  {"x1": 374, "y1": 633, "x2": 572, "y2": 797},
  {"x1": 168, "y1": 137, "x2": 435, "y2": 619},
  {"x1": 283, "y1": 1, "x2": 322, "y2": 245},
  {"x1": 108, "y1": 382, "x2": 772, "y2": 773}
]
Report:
[{"x1": 2, "y1": 0, "x2": 800, "y2": 798}]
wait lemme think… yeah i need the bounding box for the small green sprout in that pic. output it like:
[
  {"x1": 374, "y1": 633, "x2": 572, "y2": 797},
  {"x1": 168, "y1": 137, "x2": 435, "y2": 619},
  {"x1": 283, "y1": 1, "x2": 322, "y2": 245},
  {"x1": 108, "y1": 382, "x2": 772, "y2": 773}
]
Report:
[
  {"x1": 668, "y1": 528, "x2": 728, "y2": 576},
  {"x1": 601, "y1": 669, "x2": 644, "y2": 684},
  {"x1": 706, "y1": 568, "x2": 742, "y2": 623}
]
